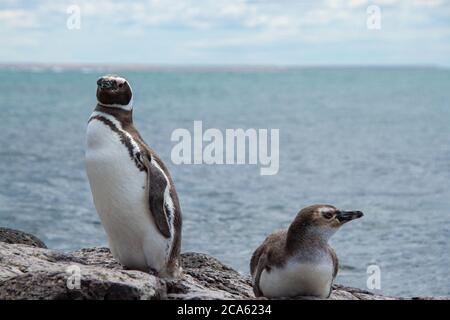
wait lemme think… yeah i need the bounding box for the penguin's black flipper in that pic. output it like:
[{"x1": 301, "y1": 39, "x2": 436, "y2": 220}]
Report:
[
  {"x1": 253, "y1": 252, "x2": 268, "y2": 297},
  {"x1": 142, "y1": 153, "x2": 171, "y2": 239}
]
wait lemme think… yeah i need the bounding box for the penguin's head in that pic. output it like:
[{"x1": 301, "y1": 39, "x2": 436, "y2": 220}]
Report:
[
  {"x1": 290, "y1": 205, "x2": 363, "y2": 240},
  {"x1": 96, "y1": 75, "x2": 133, "y2": 110}
]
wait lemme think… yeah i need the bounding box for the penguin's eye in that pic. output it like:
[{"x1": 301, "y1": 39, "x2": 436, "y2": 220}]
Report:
[
  {"x1": 322, "y1": 211, "x2": 334, "y2": 219},
  {"x1": 118, "y1": 83, "x2": 124, "y2": 88}
]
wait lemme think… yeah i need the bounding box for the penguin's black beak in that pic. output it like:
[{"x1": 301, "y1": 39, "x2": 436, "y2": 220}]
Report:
[
  {"x1": 97, "y1": 77, "x2": 117, "y2": 90},
  {"x1": 336, "y1": 210, "x2": 363, "y2": 223}
]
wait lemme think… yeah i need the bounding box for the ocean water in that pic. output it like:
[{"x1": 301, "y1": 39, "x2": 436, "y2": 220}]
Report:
[{"x1": 0, "y1": 67, "x2": 449, "y2": 297}]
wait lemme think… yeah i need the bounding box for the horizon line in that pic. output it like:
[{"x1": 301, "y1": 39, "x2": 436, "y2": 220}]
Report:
[{"x1": 0, "y1": 62, "x2": 447, "y2": 71}]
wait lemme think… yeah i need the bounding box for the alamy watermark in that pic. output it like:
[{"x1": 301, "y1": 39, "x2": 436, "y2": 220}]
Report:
[
  {"x1": 66, "y1": 5, "x2": 81, "y2": 30},
  {"x1": 66, "y1": 265, "x2": 81, "y2": 290},
  {"x1": 366, "y1": 264, "x2": 381, "y2": 290},
  {"x1": 171, "y1": 121, "x2": 279, "y2": 176},
  {"x1": 366, "y1": 5, "x2": 381, "y2": 30}
]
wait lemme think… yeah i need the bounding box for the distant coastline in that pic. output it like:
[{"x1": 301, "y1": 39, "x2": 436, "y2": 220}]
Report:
[{"x1": 0, "y1": 62, "x2": 445, "y2": 72}]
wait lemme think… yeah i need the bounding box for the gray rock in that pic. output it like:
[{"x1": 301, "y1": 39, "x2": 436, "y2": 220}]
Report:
[
  {"x1": 0, "y1": 227, "x2": 47, "y2": 248},
  {"x1": 0, "y1": 243, "x2": 165, "y2": 300},
  {"x1": 167, "y1": 252, "x2": 254, "y2": 300},
  {"x1": 0, "y1": 241, "x2": 446, "y2": 300}
]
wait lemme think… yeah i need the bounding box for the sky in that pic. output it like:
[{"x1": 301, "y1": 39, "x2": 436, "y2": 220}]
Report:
[{"x1": 1, "y1": 0, "x2": 450, "y2": 66}]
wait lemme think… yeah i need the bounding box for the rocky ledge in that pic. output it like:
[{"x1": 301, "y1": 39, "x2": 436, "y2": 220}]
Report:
[{"x1": 0, "y1": 228, "x2": 444, "y2": 300}]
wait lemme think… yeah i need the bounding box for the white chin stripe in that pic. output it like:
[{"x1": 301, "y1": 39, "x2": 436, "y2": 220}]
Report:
[{"x1": 98, "y1": 97, "x2": 133, "y2": 111}]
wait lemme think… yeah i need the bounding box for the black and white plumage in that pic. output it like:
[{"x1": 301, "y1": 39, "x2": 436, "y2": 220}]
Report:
[
  {"x1": 85, "y1": 75, "x2": 182, "y2": 278},
  {"x1": 250, "y1": 205, "x2": 363, "y2": 298}
]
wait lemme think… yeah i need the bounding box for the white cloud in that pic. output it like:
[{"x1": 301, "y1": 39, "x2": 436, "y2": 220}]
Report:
[
  {"x1": 0, "y1": 0, "x2": 449, "y2": 64},
  {"x1": 0, "y1": 9, "x2": 38, "y2": 28},
  {"x1": 412, "y1": 0, "x2": 444, "y2": 7}
]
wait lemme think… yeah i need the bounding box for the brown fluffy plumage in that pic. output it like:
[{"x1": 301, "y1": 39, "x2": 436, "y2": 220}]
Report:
[{"x1": 250, "y1": 204, "x2": 362, "y2": 298}]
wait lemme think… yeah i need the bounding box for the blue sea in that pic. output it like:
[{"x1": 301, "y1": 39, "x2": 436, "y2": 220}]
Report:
[{"x1": 0, "y1": 66, "x2": 449, "y2": 297}]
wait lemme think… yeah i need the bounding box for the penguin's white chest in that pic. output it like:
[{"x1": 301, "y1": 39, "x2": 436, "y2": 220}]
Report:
[
  {"x1": 259, "y1": 257, "x2": 333, "y2": 298},
  {"x1": 85, "y1": 117, "x2": 169, "y2": 272}
]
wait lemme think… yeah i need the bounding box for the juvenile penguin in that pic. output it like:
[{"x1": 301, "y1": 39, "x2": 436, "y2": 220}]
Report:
[
  {"x1": 85, "y1": 75, "x2": 182, "y2": 278},
  {"x1": 250, "y1": 205, "x2": 363, "y2": 298}
]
